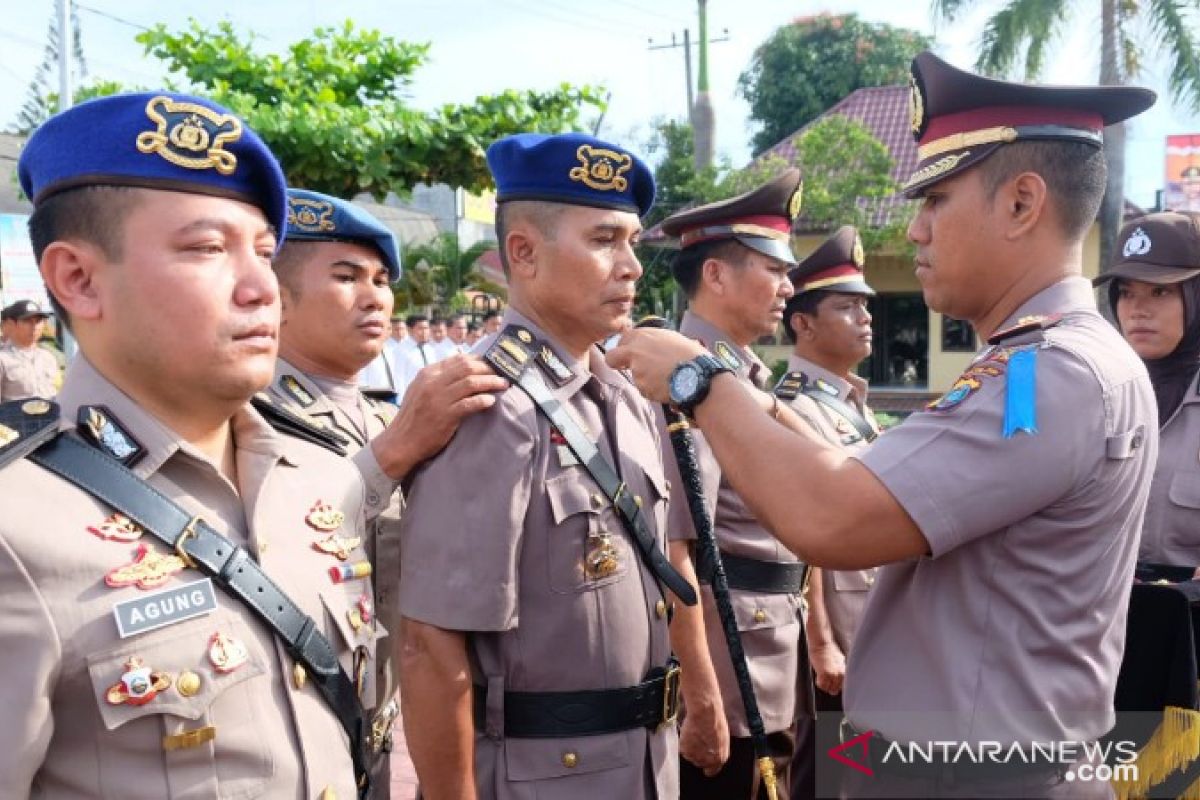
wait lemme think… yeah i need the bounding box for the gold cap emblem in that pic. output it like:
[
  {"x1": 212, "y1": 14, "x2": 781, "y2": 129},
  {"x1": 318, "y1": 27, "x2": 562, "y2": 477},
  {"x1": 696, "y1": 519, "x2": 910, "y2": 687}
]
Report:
[
  {"x1": 909, "y1": 75, "x2": 926, "y2": 139},
  {"x1": 287, "y1": 197, "x2": 337, "y2": 232},
  {"x1": 136, "y1": 96, "x2": 243, "y2": 175},
  {"x1": 852, "y1": 235, "x2": 865, "y2": 268},
  {"x1": 787, "y1": 183, "x2": 804, "y2": 220},
  {"x1": 569, "y1": 145, "x2": 633, "y2": 192}
]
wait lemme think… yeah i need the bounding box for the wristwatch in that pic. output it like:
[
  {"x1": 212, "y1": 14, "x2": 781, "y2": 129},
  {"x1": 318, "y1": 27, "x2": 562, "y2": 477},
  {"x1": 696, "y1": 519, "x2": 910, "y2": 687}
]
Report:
[{"x1": 668, "y1": 354, "x2": 733, "y2": 417}]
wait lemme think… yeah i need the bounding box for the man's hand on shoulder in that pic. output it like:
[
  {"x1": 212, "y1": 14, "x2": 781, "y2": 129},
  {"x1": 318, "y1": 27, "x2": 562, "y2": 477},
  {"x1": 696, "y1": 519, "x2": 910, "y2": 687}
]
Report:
[{"x1": 371, "y1": 354, "x2": 509, "y2": 480}]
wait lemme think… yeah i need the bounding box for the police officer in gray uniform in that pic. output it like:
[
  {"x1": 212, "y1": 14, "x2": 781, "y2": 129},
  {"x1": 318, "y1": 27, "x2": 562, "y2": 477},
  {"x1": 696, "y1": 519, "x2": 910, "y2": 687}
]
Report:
[{"x1": 610, "y1": 51, "x2": 1159, "y2": 798}]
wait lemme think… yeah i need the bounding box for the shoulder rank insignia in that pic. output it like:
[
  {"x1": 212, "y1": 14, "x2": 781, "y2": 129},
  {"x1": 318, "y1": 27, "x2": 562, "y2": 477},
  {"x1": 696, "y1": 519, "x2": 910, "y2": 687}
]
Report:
[
  {"x1": 813, "y1": 378, "x2": 840, "y2": 397},
  {"x1": 986, "y1": 313, "x2": 1063, "y2": 346},
  {"x1": 714, "y1": 341, "x2": 743, "y2": 371},
  {"x1": 537, "y1": 345, "x2": 574, "y2": 387},
  {"x1": 774, "y1": 371, "x2": 805, "y2": 400},
  {"x1": 484, "y1": 325, "x2": 536, "y2": 381},
  {"x1": 78, "y1": 405, "x2": 144, "y2": 466},
  {"x1": 280, "y1": 374, "x2": 316, "y2": 408},
  {"x1": 251, "y1": 393, "x2": 349, "y2": 456}
]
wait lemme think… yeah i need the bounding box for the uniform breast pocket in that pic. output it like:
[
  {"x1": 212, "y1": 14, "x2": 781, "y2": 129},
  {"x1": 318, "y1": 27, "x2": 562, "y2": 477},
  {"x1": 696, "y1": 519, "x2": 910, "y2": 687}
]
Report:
[
  {"x1": 86, "y1": 614, "x2": 272, "y2": 800},
  {"x1": 831, "y1": 569, "x2": 876, "y2": 592},
  {"x1": 545, "y1": 473, "x2": 631, "y2": 594},
  {"x1": 1168, "y1": 471, "x2": 1200, "y2": 510}
]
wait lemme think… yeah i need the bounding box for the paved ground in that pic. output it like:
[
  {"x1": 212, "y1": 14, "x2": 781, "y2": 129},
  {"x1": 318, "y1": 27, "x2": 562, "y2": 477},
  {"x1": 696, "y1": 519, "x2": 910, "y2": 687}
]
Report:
[{"x1": 388, "y1": 710, "x2": 418, "y2": 800}]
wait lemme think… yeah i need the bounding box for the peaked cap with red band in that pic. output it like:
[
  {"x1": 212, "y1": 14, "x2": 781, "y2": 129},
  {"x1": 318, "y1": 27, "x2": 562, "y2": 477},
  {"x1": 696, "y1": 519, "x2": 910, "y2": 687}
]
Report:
[
  {"x1": 903, "y1": 51, "x2": 1156, "y2": 198},
  {"x1": 787, "y1": 225, "x2": 875, "y2": 298},
  {"x1": 661, "y1": 168, "x2": 802, "y2": 265}
]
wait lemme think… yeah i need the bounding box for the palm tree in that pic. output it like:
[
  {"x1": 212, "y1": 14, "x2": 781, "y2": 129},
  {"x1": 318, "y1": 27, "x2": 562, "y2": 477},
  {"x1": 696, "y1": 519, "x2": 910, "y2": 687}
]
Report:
[
  {"x1": 399, "y1": 232, "x2": 501, "y2": 311},
  {"x1": 931, "y1": 0, "x2": 1200, "y2": 273}
]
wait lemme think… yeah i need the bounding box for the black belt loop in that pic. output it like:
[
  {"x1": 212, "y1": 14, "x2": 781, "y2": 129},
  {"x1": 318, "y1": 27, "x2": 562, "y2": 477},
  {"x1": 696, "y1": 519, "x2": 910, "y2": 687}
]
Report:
[{"x1": 28, "y1": 434, "x2": 373, "y2": 798}]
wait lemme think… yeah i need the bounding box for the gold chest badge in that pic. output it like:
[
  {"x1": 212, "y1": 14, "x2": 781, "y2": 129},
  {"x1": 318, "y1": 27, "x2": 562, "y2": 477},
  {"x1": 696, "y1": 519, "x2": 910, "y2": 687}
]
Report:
[
  {"x1": 105, "y1": 543, "x2": 186, "y2": 590},
  {"x1": 305, "y1": 500, "x2": 346, "y2": 532}
]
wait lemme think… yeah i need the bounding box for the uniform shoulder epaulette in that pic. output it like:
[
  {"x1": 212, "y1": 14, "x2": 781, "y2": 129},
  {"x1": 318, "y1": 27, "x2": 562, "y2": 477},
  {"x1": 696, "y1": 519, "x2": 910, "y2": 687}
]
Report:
[
  {"x1": 251, "y1": 392, "x2": 350, "y2": 456},
  {"x1": 986, "y1": 313, "x2": 1064, "y2": 346},
  {"x1": 0, "y1": 398, "x2": 61, "y2": 471},
  {"x1": 773, "y1": 371, "x2": 806, "y2": 400}
]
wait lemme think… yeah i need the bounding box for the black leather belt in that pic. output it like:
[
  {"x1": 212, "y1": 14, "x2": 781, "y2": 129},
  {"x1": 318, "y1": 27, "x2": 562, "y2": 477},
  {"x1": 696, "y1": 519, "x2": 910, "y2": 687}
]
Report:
[
  {"x1": 473, "y1": 662, "x2": 681, "y2": 738},
  {"x1": 697, "y1": 549, "x2": 808, "y2": 595}
]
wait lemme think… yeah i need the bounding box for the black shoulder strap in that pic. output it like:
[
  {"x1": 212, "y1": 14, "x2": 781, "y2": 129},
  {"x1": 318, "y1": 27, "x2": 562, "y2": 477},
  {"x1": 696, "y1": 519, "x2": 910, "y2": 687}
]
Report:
[
  {"x1": 27, "y1": 434, "x2": 371, "y2": 797},
  {"x1": 252, "y1": 392, "x2": 350, "y2": 456},
  {"x1": 0, "y1": 398, "x2": 61, "y2": 470},
  {"x1": 774, "y1": 371, "x2": 877, "y2": 444},
  {"x1": 483, "y1": 326, "x2": 697, "y2": 606},
  {"x1": 802, "y1": 385, "x2": 877, "y2": 443}
]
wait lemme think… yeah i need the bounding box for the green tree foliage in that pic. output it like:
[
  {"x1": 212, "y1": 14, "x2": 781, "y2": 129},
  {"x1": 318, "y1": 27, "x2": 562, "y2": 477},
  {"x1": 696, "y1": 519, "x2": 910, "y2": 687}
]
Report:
[
  {"x1": 738, "y1": 13, "x2": 932, "y2": 156},
  {"x1": 395, "y1": 232, "x2": 504, "y2": 313},
  {"x1": 931, "y1": 0, "x2": 1200, "y2": 271},
  {"x1": 635, "y1": 116, "x2": 908, "y2": 319},
  {"x1": 131, "y1": 20, "x2": 606, "y2": 198}
]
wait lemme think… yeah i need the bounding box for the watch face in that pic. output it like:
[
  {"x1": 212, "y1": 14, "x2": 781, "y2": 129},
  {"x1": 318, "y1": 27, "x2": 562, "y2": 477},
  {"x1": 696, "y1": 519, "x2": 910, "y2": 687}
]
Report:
[{"x1": 670, "y1": 363, "x2": 701, "y2": 402}]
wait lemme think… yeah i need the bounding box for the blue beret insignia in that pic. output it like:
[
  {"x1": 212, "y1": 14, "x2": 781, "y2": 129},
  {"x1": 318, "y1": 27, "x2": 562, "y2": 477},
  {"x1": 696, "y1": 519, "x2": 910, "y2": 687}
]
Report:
[
  {"x1": 284, "y1": 188, "x2": 402, "y2": 281},
  {"x1": 287, "y1": 197, "x2": 337, "y2": 234},
  {"x1": 486, "y1": 132, "x2": 655, "y2": 217},
  {"x1": 136, "y1": 96, "x2": 243, "y2": 176},
  {"x1": 570, "y1": 145, "x2": 633, "y2": 193}
]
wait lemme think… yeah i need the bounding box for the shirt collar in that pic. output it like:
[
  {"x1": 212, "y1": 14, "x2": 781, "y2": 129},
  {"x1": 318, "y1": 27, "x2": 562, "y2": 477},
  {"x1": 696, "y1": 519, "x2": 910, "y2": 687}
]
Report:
[
  {"x1": 680, "y1": 310, "x2": 766, "y2": 382},
  {"x1": 995, "y1": 276, "x2": 1096, "y2": 333},
  {"x1": 57, "y1": 356, "x2": 296, "y2": 480},
  {"x1": 785, "y1": 353, "x2": 869, "y2": 404}
]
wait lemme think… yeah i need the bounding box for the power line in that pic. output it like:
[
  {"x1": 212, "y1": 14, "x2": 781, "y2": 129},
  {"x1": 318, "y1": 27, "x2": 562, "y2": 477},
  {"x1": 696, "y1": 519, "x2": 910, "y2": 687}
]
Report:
[
  {"x1": 75, "y1": 3, "x2": 150, "y2": 32},
  {"x1": 606, "y1": 0, "x2": 690, "y2": 27}
]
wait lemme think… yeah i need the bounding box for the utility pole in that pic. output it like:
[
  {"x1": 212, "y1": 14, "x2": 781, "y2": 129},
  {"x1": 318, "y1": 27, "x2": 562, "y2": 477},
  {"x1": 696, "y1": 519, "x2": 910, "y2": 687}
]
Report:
[
  {"x1": 57, "y1": 0, "x2": 72, "y2": 112},
  {"x1": 692, "y1": 0, "x2": 715, "y2": 170},
  {"x1": 648, "y1": 23, "x2": 729, "y2": 126}
]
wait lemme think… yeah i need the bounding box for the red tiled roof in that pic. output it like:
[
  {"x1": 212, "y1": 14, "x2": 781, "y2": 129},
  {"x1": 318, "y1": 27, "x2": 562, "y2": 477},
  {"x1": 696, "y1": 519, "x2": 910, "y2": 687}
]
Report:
[{"x1": 759, "y1": 84, "x2": 915, "y2": 231}]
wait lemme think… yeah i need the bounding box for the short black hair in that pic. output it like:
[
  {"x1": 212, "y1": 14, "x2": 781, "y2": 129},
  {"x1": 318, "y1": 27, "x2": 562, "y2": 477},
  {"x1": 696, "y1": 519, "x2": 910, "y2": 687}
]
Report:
[
  {"x1": 27, "y1": 185, "x2": 145, "y2": 330},
  {"x1": 671, "y1": 239, "x2": 751, "y2": 298},
  {"x1": 483, "y1": 311, "x2": 501, "y2": 322},
  {"x1": 272, "y1": 240, "x2": 318, "y2": 299},
  {"x1": 782, "y1": 290, "x2": 834, "y2": 344},
  {"x1": 406, "y1": 314, "x2": 429, "y2": 327},
  {"x1": 976, "y1": 140, "x2": 1107, "y2": 240},
  {"x1": 495, "y1": 201, "x2": 565, "y2": 275}
]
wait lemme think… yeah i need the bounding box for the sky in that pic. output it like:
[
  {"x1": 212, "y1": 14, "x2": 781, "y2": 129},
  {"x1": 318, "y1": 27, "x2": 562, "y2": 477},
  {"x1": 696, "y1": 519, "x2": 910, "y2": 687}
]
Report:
[{"x1": 2, "y1": 0, "x2": 1198, "y2": 208}]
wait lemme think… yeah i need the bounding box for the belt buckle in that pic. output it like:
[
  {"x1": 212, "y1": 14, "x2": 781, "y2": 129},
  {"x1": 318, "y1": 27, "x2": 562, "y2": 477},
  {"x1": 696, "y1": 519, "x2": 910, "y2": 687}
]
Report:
[
  {"x1": 370, "y1": 698, "x2": 399, "y2": 754},
  {"x1": 659, "y1": 663, "x2": 682, "y2": 730}
]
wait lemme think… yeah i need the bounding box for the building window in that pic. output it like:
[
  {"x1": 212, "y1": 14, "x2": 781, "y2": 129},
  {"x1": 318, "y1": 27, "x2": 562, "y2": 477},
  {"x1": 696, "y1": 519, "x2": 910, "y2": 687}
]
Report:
[
  {"x1": 861, "y1": 293, "x2": 928, "y2": 387},
  {"x1": 941, "y1": 317, "x2": 976, "y2": 352}
]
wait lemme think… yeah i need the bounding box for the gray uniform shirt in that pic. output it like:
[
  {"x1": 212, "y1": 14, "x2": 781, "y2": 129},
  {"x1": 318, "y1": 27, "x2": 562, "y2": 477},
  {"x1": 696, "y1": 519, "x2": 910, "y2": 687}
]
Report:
[
  {"x1": 848, "y1": 277, "x2": 1156, "y2": 745},
  {"x1": 781, "y1": 354, "x2": 879, "y2": 656},
  {"x1": 1138, "y1": 369, "x2": 1200, "y2": 565},
  {"x1": 665, "y1": 311, "x2": 809, "y2": 737},
  {"x1": 399, "y1": 309, "x2": 677, "y2": 800}
]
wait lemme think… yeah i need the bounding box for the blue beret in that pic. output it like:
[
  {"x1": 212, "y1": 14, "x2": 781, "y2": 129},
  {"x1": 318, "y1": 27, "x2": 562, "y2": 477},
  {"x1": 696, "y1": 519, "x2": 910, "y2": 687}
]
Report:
[
  {"x1": 18, "y1": 92, "x2": 287, "y2": 244},
  {"x1": 486, "y1": 132, "x2": 654, "y2": 217},
  {"x1": 285, "y1": 189, "x2": 402, "y2": 281}
]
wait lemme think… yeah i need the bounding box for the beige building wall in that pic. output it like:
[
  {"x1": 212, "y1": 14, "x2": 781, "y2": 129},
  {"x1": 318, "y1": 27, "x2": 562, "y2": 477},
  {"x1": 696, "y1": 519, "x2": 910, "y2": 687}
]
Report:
[{"x1": 787, "y1": 224, "x2": 1102, "y2": 393}]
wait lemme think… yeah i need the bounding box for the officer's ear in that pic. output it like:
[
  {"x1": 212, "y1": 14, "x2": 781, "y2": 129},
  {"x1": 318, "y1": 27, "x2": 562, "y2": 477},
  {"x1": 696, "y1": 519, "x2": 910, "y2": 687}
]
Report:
[
  {"x1": 504, "y1": 224, "x2": 539, "y2": 279},
  {"x1": 790, "y1": 309, "x2": 816, "y2": 341},
  {"x1": 999, "y1": 171, "x2": 1047, "y2": 241},
  {"x1": 38, "y1": 240, "x2": 104, "y2": 324},
  {"x1": 700, "y1": 256, "x2": 729, "y2": 296}
]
